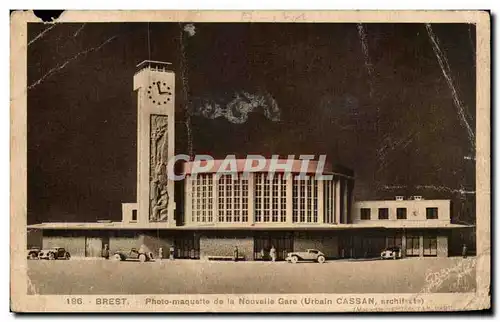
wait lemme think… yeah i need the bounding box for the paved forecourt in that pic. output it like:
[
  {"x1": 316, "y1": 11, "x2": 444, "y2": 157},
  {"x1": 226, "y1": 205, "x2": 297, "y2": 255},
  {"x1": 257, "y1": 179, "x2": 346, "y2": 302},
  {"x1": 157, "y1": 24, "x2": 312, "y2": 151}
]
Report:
[{"x1": 27, "y1": 257, "x2": 476, "y2": 295}]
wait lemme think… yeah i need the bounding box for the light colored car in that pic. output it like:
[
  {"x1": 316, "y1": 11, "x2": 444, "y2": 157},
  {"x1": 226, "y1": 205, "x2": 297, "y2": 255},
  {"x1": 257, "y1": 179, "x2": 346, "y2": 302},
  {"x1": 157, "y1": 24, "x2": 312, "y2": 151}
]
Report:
[
  {"x1": 380, "y1": 246, "x2": 402, "y2": 260},
  {"x1": 38, "y1": 247, "x2": 71, "y2": 260},
  {"x1": 286, "y1": 249, "x2": 326, "y2": 264},
  {"x1": 112, "y1": 248, "x2": 154, "y2": 262}
]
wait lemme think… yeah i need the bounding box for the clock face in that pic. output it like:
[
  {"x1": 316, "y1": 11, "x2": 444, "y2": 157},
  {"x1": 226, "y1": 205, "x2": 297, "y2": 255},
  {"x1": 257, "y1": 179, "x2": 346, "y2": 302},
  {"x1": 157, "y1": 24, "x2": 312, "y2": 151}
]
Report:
[{"x1": 146, "y1": 80, "x2": 173, "y2": 106}]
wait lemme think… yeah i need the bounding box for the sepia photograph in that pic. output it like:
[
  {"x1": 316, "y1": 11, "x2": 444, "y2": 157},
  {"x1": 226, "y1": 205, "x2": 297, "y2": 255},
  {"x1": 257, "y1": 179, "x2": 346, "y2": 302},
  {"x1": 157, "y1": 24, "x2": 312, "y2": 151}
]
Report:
[{"x1": 10, "y1": 10, "x2": 490, "y2": 312}]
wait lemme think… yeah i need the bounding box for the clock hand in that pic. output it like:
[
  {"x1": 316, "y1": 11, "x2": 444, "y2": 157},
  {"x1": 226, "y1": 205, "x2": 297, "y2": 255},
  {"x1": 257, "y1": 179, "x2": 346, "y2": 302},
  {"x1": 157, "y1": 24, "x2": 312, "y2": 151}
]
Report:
[{"x1": 156, "y1": 82, "x2": 165, "y2": 94}]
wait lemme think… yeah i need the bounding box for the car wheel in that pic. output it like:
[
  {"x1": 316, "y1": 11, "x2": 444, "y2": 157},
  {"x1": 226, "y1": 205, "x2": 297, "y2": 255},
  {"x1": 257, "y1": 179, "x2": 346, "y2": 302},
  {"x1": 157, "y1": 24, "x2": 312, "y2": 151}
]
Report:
[
  {"x1": 291, "y1": 256, "x2": 298, "y2": 264},
  {"x1": 64, "y1": 252, "x2": 71, "y2": 260},
  {"x1": 48, "y1": 252, "x2": 55, "y2": 260},
  {"x1": 112, "y1": 254, "x2": 122, "y2": 261},
  {"x1": 28, "y1": 253, "x2": 37, "y2": 260},
  {"x1": 139, "y1": 254, "x2": 147, "y2": 262},
  {"x1": 317, "y1": 255, "x2": 326, "y2": 264}
]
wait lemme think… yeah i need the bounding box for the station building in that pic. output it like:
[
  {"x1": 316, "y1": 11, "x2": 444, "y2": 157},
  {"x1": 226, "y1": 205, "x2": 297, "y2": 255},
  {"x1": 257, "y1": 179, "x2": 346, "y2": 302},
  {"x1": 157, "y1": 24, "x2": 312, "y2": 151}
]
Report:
[{"x1": 27, "y1": 61, "x2": 472, "y2": 260}]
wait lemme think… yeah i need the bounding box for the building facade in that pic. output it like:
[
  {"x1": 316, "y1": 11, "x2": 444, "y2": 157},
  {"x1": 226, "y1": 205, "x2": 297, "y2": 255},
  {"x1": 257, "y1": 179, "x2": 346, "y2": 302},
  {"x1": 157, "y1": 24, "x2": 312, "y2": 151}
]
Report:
[
  {"x1": 27, "y1": 61, "x2": 471, "y2": 260},
  {"x1": 349, "y1": 198, "x2": 454, "y2": 258}
]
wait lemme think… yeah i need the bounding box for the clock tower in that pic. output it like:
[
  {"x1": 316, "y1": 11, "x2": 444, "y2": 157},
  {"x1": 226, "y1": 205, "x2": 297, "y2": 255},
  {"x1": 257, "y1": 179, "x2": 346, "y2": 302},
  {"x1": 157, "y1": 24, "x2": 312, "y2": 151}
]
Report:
[{"x1": 132, "y1": 60, "x2": 175, "y2": 225}]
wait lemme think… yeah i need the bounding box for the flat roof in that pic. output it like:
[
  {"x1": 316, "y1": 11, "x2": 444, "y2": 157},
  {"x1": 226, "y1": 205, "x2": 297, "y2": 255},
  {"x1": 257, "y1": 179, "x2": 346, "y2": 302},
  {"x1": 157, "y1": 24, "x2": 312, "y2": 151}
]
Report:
[
  {"x1": 136, "y1": 60, "x2": 172, "y2": 68},
  {"x1": 355, "y1": 199, "x2": 451, "y2": 203},
  {"x1": 183, "y1": 159, "x2": 354, "y2": 177},
  {"x1": 27, "y1": 221, "x2": 473, "y2": 230}
]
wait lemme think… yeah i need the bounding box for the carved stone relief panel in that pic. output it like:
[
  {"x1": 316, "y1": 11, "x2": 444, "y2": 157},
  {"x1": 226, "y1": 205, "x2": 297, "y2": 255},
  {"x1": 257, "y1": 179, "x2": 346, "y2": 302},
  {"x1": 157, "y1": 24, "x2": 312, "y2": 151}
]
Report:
[{"x1": 150, "y1": 114, "x2": 169, "y2": 222}]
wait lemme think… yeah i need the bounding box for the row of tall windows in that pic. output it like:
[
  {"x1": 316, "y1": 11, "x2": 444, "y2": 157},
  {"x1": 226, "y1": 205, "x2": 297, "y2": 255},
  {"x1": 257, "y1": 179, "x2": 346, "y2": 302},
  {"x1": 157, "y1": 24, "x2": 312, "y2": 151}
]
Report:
[{"x1": 190, "y1": 174, "x2": 338, "y2": 223}]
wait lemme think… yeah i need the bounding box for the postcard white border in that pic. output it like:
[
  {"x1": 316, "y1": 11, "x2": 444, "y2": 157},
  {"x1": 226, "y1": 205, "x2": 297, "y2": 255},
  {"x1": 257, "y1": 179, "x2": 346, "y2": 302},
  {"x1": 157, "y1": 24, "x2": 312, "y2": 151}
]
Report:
[{"x1": 10, "y1": 10, "x2": 491, "y2": 312}]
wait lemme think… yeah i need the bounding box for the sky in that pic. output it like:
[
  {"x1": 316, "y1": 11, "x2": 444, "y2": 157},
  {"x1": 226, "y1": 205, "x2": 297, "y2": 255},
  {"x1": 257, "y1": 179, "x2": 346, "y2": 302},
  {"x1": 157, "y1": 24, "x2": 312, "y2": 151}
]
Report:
[{"x1": 27, "y1": 22, "x2": 476, "y2": 224}]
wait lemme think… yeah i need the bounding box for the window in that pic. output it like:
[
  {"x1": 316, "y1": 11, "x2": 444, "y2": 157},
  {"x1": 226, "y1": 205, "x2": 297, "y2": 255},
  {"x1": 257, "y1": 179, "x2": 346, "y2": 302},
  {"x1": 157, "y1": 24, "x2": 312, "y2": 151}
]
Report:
[
  {"x1": 242, "y1": 180, "x2": 249, "y2": 222},
  {"x1": 360, "y1": 208, "x2": 371, "y2": 220},
  {"x1": 217, "y1": 174, "x2": 249, "y2": 223},
  {"x1": 132, "y1": 210, "x2": 137, "y2": 221},
  {"x1": 396, "y1": 208, "x2": 407, "y2": 219},
  {"x1": 255, "y1": 174, "x2": 262, "y2": 222},
  {"x1": 323, "y1": 180, "x2": 335, "y2": 223},
  {"x1": 254, "y1": 173, "x2": 287, "y2": 223},
  {"x1": 423, "y1": 235, "x2": 437, "y2": 256},
  {"x1": 378, "y1": 208, "x2": 389, "y2": 220},
  {"x1": 300, "y1": 179, "x2": 305, "y2": 222},
  {"x1": 292, "y1": 178, "x2": 298, "y2": 222},
  {"x1": 191, "y1": 174, "x2": 214, "y2": 223},
  {"x1": 218, "y1": 175, "x2": 225, "y2": 222},
  {"x1": 426, "y1": 207, "x2": 439, "y2": 219},
  {"x1": 280, "y1": 177, "x2": 286, "y2": 222},
  {"x1": 292, "y1": 175, "x2": 318, "y2": 223}
]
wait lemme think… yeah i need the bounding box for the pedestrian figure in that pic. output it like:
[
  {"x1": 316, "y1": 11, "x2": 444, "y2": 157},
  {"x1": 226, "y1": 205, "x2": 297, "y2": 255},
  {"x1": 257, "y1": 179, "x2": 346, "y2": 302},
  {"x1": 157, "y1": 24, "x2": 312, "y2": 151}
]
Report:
[
  {"x1": 233, "y1": 246, "x2": 239, "y2": 262},
  {"x1": 462, "y1": 244, "x2": 468, "y2": 259},
  {"x1": 169, "y1": 245, "x2": 175, "y2": 260},
  {"x1": 158, "y1": 247, "x2": 163, "y2": 261},
  {"x1": 260, "y1": 248, "x2": 265, "y2": 261},
  {"x1": 270, "y1": 245, "x2": 277, "y2": 262},
  {"x1": 102, "y1": 244, "x2": 110, "y2": 260}
]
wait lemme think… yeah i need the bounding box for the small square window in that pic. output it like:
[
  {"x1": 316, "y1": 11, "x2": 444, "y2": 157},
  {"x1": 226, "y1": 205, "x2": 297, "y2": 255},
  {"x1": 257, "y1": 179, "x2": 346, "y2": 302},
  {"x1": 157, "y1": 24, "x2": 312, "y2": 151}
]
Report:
[
  {"x1": 426, "y1": 207, "x2": 439, "y2": 219},
  {"x1": 360, "y1": 208, "x2": 371, "y2": 220},
  {"x1": 396, "y1": 208, "x2": 407, "y2": 219},
  {"x1": 378, "y1": 208, "x2": 389, "y2": 220},
  {"x1": 132, "y1": 209, "x2": 137, "y2": 221}
]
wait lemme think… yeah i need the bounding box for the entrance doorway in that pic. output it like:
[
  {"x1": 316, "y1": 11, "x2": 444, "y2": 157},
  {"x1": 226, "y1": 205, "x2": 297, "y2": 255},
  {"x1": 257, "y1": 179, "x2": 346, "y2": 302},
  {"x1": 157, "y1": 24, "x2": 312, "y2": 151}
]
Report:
[
  {"x1": 85, "y1": 237, "x2": 101, "y2": 257},
  {"x1": 343, "y1": 234, "x2": 385, "y2": 258},
  {"x1": 85, "y1": 236, "x2": 109, "y2": 258},
  {"x1": 406, "y1": 235, "x2": 421, "y2": 257},
  {"x1": 360, "y1": 236, "x2": 385, "y2": 258},
  {"x1": 175, "y1": 234, "x2": 200, "y2": 259},
  {"x1": 423, "y1": 235, "x2": 437, "y2": 257},
  {"x1": 254, "y1": 232, "x2": 293, "y2": 261}
]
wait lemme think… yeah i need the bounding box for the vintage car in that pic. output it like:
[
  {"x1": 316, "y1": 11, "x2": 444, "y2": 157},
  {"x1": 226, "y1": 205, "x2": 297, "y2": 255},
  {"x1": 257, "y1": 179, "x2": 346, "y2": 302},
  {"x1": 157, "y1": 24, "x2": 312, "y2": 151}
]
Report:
[
  {"x1": 380, "y1": 246, "x2": 402, "y2": 260},
  {"x1": 112, "y1": 248, "x2": 154, "y2": 262},
  {"x1": 286, "y1": 249, "x2": 326, "y2": 264},
  {"x1": 37, "y1": 247, "x2": 71, "y2": 260},
  {"x1": 27, "y1": 247, "x2": 40, "y2": 260}
]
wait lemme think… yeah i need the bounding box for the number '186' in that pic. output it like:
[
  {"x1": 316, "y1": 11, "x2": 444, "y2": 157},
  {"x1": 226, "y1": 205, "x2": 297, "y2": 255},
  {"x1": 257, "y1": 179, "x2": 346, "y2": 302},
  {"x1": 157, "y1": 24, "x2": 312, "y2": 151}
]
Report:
[{"x1": 66, "y1": 298, "x2": 83, "y2": 305}]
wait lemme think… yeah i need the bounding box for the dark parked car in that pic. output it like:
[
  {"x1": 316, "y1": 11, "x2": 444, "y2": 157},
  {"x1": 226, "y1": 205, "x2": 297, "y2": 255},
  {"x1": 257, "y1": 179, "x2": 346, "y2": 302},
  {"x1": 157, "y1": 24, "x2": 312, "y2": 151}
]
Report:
[
  {"x1": 112, "y1": 248, "x2": 154, "y2": 262},
  {"x1": 38, "y1": 247, "x2": 71, "y2": 260},
  {"x1": 27, "y1": 247, "x2": 40, "y2": 260}
]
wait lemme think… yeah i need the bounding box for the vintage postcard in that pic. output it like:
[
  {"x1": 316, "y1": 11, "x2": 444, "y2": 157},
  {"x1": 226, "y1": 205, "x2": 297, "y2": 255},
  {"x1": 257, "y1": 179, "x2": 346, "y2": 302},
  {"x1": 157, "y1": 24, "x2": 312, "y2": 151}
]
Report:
[{"x1": 10, "y1": 10, "x2": 490, "y2": 312}]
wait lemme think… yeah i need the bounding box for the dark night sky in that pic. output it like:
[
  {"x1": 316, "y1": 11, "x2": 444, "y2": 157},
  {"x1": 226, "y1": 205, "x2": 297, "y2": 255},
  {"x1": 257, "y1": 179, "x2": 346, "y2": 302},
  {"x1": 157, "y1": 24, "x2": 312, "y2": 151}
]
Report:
[{"x1": 27, "y1": 22, "x2": 476, "y2": 224}]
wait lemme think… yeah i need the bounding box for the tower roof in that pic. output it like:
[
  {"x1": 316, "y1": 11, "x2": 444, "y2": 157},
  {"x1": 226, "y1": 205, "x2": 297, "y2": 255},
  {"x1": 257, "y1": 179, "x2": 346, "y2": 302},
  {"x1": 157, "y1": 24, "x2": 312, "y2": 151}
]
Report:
[{"x1": 136, "y1": 60, "x2": 173, "y2": 72}]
